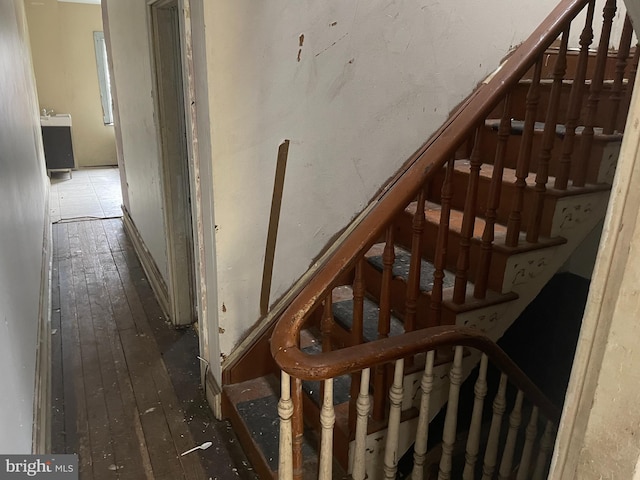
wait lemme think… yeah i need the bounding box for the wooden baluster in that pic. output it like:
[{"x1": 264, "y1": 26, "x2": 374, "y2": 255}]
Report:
[
  {"x1": 526, "y1": 30, "x2": 570, "y2": 243},
  {"x1": 278, "y1": 372, "x2": 294, "y2": 480},
  {"x1": 516, "y1": 406, "x2": 539, "y2": 480},
  {"x1": 320, "y1": 294, "x2": 333, "y2": 402},
  {"x1": 462, "y1": 354, "x2": 489, "y2": 480},
  {"x1": 405, "y1": 189, "x2": 426, "y2": 331},
  {"x1": 532, "y1": 420, "x2": 556, "y2": 480},
  {"x1": 351, "y1": 368, "x2": 371, "y2": 480},
  {"x1": 498, "y1": 390, "x2": 524, "y2": 480},
  {"x1": 383, "y1": 359, "x2": 405, "y2": 480},
  {"x1": 554, "y1": 0, "x2": 596, "y2": 190},
  {"x1": 322, "y1": 293, "x2": 333, "y2": 353},
  {"x1": 574, "y1": 0, "x2": 617, "y2": 187},
  {"x1": 431, "y1": 158, "x2": 454, "y2": 324},
  {"x1": 605, "y1": 13, "x2": 633, "y2": 134},
  {"x1": 373, "y1": 227, "x2": 395, "y2": 419},
  {"x1": 292, "y1": 377, "x2": 304, "y2": 480},
  {"x1": 350, "y1": 262, "x2": 366, "y2": 426},
  {"x1": 507, "y1": 60, "x2": 543, "y2": 246},
  {"x1": 454, "y1": 129, "x2": 482, "y2": 302},
  {"x1": 318, "y1": 378, "x2": 335, "y2": 480},
  {"x1": 438, "y1": 346, "x2": 464, "y2": 480},
  {"x1": 620, "y1": 46, "x2": 640, "y2": 131},
  {"x1": 352, "y1": 260, "x2": 365, "y2": 345},
  {"x1": 475, "y1": 95, "x2": 511, "y2": 298},
  {"x1": 481, "y1": 373, "x2": 508, "y2": 480},
  {"x1": 411, "y1": 351, "x2": 436, "y2": 480},
  {"x1": 378, "y1": 225, "x2": 395, "y2": 338}
]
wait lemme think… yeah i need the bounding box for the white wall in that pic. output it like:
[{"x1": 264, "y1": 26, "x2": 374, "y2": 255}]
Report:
[
  {"x1": 0, "y1": 0, "x2": 50, "y2": 453},
  {"x1": 202, "y1": 0, "x2": 565, "y2": 357},
  {"x1": 102, "y1": 0, "x2": 168, "y2": 282}
]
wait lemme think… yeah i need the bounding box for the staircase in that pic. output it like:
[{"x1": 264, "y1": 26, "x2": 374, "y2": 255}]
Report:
[{"x1": 222, "y1": 0, "x2": 637, "y2": 478}]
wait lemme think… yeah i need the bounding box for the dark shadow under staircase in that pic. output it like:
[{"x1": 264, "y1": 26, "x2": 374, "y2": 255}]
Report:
[{"x1": 221, "y1": 0, "x2": 637, "y2": 478}]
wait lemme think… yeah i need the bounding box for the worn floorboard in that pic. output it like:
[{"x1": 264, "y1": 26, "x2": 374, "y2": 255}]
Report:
[{"x1": 52, "y1": 218, "x2": 257, "y2": 480}]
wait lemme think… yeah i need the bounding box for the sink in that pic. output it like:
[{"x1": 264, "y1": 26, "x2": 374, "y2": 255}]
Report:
[{"x1": 40, "y1": 114, "x2": 72, "y2": 127}]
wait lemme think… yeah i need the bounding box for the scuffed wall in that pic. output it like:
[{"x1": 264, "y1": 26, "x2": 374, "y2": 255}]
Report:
[
  {"x1": 0, "y1": 0, "x2": 49, "y2": 453},
  {"x1": 202, "y1": 0, "x2": 565, "y2": 358}
]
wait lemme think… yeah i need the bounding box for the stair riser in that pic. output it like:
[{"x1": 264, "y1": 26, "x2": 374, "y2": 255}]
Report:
[
  {"x1": 522, "y1": 49, "x2": 632, "y2": 83},
  {"x1": 392, "y1": 213, "x2": 510, "y2": 294},
  {"x1": 427, "y1": 169, "x2": 560, "y2": 236},
  {"x1": 361, "y1": 259, "x2": 458, "y2": 327},
  {"x1": 488, "y1": 82, "x2": 629, "y2": 129},
  {"x1": 477, "y1": 125, "x2": 620, "y2": 185}
]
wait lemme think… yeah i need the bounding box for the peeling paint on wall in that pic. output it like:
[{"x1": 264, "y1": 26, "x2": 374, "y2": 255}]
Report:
[{"x1": 297, "y1": 33, "x2": 304, "y2": 62}]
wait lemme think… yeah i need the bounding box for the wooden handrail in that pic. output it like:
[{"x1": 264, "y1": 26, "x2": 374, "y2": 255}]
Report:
[
  {"x1": 273, "y1": 325, "x2": 561, "y2": 423},
  {"x1": 271, "y1": 0, "x2": 589, "y2": 350}
]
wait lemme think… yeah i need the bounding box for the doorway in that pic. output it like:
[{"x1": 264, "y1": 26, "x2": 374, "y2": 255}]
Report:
[{"x1": 150, "y1": 0, "x2": 197, "y2": 327}]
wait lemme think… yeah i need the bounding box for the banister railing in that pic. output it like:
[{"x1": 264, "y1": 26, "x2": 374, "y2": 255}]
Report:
[
  {"x1": 276, "y1": 326, "x2": 561, "y2": 480},
  {"x1": 269, "y1": 0, "x2": 633, "y2": 477},
  {"x1": 274, "y1": 325, "x2": 560, "y2": 420}
]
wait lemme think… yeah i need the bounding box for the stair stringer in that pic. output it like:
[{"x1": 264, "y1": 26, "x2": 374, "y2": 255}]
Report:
[{"x1": 349, "y1": 188, "x2": 610, "y2": 479}]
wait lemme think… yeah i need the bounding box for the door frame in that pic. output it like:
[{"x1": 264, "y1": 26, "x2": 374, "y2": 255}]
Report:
[
  {"x1": 149, "y1": 0, "x2": 195, "y2": 329},
  {"x1": 148, "y1": 0, "x2": 222, "y2": 412}
]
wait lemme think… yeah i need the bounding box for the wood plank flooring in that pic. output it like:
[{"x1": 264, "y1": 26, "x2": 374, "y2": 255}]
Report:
[{"x1": 51, "y1": 219, "x2": 257, "y2": 480}]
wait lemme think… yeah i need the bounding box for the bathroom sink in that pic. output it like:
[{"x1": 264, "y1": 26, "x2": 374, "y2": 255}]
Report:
[{"x1": 40, "y1": 114, "x2": 72, "y2": 127}]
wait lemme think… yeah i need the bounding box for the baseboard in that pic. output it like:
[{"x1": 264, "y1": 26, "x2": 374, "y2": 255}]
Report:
[
  {"x1": 121, "y1": 205, "x2": 171, "y2": 320},
  {"x1": 32, "y1": 189, "x2": 52, "y2": 454},
  {"x1": 205, "y1": 368, "x2": 222, "y2": 421}
]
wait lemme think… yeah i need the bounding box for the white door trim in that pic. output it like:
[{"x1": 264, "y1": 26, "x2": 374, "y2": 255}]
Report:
[
  {"x1": 148, "y1": 0, "x2": 221, "y2": 408},
  {"x1": 176, "y1": 0, "x2": 222, "y2": 406}
]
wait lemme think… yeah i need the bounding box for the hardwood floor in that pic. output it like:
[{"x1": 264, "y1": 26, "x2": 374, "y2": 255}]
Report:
[{"x1": 51, "y1": 218, "x2": 257, "y2": 480}]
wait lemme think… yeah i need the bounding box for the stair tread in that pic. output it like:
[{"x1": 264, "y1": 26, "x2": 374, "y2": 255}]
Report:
[
  {"x1": 301, "y1": 339, "x2": 352, "y2": 406},
  {"x1": 453, "y1": 158, "x2": 586, "y2": 191},
  {"x1": 224, "y1": 375, "x2": 320, "y2": 475},
  {"x1": 365, "y1": 243, "x2": 456, "y2": 292},
  {"x1": 236, "y1": 394, "x2": 314, "y2": 472},
  {"x1": 406, "y1": 199, "x2": 566, "y2": 255},
  {"x1": 332, "y1": 285, "x2": 405, "y2": 341},
  {"x1": 364, "y1": 242, "x2": 519, "y2": 311},
  {"x1": 405, "y1": 199, "x2": 514, "y2": 244}
]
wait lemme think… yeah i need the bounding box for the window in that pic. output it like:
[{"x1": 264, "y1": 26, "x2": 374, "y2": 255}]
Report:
[{"x1": 93, "y1": 31, "x2": 114, "y2": 125}]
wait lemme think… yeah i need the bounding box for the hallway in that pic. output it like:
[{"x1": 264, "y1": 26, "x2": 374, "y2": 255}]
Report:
[
  {"x1": 50, "y1": 217, "x2": 256, "y2": 479},
  {"x1": 50, "y1": 167, "x2": 123, "y2": 223}
]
